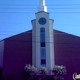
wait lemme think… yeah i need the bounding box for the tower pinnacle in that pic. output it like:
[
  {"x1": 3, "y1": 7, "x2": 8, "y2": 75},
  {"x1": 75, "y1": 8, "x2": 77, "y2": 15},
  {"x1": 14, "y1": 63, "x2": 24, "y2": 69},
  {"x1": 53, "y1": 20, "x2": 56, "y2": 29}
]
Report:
[{"x1": 38, "y1": 0, "x2": 47, "y2": 12}]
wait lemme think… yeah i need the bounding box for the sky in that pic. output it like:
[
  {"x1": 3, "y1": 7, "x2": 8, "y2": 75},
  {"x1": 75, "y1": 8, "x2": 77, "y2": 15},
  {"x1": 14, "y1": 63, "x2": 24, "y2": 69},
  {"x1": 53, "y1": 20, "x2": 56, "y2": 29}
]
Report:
[{"x1": 0, "y1": 0, "x2": 80, "y2": 40}]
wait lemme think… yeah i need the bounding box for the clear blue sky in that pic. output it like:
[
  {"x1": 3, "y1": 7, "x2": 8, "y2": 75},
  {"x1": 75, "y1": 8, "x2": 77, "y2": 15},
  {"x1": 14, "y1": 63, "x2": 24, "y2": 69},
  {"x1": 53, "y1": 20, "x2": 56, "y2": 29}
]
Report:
[{"x1": 0, "y1": 0, "x2": 80, "y2": 40}]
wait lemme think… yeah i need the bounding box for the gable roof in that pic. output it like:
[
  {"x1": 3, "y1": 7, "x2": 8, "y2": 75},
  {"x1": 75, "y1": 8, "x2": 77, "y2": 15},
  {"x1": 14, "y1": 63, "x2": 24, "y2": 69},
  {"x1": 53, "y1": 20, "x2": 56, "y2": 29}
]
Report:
[
  {"x1": 2, "y1": 29, "x2": 80, "y2": 42},
  {"x1": 2, "y1": 29, "x2": 80, "y2": 80}
]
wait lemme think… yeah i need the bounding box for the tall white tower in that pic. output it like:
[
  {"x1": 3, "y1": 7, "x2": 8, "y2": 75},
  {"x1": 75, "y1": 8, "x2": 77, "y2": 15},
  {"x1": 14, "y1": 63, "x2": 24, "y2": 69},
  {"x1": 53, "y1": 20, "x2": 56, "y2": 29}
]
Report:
[{"x1": 31, "y1": 0, "x2": 55, "y2": 72}]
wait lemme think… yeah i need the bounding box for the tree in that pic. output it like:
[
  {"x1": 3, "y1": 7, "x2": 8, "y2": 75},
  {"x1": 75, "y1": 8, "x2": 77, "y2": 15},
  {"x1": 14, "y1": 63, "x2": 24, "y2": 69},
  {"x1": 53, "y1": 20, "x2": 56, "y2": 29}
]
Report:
[
  {"x1": 39, "y1": 66, "x2": 48, "y2": 80},
  {"x1": 51, "y1": 65, "x2": 67, "y2": 80},
  {"x1": 39, "y1": 66, "x2": 48, "y2": 75},
  {"x1": 24, "y1": 64, "x2": 37, "y2": 80}
]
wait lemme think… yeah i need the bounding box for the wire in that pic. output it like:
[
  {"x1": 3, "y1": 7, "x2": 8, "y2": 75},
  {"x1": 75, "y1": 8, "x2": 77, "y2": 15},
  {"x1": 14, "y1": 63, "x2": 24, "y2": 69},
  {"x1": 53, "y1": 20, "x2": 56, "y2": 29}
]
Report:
[
  {"x1": 0, "y1": 31, "x2": 79, "y2": 36},
  {"x1": 1, "y1": 39, "x2": 80, "y2": 45},
  {"x1": 0, "y1": 8, "x2": 80, "y2": 9},
  {"x1": 0, "y1": 12, "x2": 80, "y2": 14},
  {"x1": 0, "y1": 4, "x2": 80, "y2": 6},
  {"x1": 0, "y1": 31, "x2": 75, "y2": 34},
  {"x1": 0, "y1": 34, "x2": 66, "y2": 37}
]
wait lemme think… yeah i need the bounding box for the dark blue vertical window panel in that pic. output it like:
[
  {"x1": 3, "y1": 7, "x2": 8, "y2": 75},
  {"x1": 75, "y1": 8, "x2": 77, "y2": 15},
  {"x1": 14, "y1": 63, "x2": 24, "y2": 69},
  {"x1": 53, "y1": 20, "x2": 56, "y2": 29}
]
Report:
[
  {"x1": 41, "y1": 47, "x2": 46, "y2": 59},
  {"x1": 40, "y1": 28, "x2": 45, "y2": 42},
  {"x1": 40, "y1": 28, "x2": 46, "y2": 66},
  {"x1": 41, "y1": 42, "x2": 45, "y2": 47},
  {"x1": 41, "y1": 59, "x2": 46, "y2": 64},
  {"x1": 40, "y1": 33, "x2": 45, "y2": 42}
]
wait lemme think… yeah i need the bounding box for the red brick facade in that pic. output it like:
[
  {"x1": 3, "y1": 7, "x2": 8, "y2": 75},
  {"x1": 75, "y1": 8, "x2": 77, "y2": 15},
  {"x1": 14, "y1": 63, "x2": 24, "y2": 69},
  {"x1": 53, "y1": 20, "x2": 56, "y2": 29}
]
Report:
[{"x1": 2, "y1": 30, "x2": 80, "y2": 80}]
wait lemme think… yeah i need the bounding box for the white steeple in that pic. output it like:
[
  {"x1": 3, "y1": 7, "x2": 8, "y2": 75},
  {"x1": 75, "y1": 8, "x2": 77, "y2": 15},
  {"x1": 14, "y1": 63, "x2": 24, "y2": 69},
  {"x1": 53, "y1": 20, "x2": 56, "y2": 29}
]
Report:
[{"x1": 38, "y1": 0, "x2": 47, "y2": 12}]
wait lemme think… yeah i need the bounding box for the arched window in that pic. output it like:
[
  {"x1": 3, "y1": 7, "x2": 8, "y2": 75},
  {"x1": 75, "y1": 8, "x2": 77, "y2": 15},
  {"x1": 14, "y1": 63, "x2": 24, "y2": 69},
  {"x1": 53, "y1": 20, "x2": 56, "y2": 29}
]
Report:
[
  {"x1": 40, "y1": 27, "x2": 45, "y2": 32},
  {"x1": 40, "y1": 28, "x2": 46, "y2": 66}
]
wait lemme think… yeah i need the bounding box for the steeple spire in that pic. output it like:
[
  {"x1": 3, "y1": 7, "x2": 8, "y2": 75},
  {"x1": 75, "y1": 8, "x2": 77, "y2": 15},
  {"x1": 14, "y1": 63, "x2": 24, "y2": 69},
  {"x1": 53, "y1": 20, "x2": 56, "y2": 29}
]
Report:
[{"x1": 38, "y1": 0, "x2": 47, "y2": 12}]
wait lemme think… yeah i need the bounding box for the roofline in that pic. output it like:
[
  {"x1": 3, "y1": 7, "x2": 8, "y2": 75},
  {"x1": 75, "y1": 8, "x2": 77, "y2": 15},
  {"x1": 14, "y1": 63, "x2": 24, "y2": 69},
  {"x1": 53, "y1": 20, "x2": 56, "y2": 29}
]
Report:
[
  {"x1": 31, "y1": 19, "x2": 36, "y2": 23},
  {"x1": 2, "y1": 30, "x2": 32, "y2": 41},
  {"x1": 50, "y1": 19, "x2": 54, "y2": 21},
  {"x1": 31, "y1": 19, "x2": 54, "y2": 23},
  {"x1": 54, "y1": 29, "x2": 80, "y2": 38},
  {"x1": 0, "y1": 29, "x2": 80, "y2": 41},
  {"x1": 35, "y1": 11, "x2": 49, "y2": 14},
  {"x1": 0, "y1": 40, "x2": 4, "y2": 42}
]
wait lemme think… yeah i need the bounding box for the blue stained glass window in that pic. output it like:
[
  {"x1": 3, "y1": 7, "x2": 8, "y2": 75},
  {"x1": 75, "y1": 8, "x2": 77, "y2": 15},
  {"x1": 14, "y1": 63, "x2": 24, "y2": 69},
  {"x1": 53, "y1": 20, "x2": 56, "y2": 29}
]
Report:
[
  {"x1": 40, "y1": 28, "x2": 45, "y2": 42},
  {"x1": 40, "y1": 27, "x2": 45, "y2": 32},
  {"x1": 41, "y1": 42, "x2": 45, "y2": 47},
  {"x1": 41, "y1": 47, "x2": 46, "y2": 59},
  {"x1": 40, "y1": 33, "x2": 45, "y2": 42},
  {"x1": 40, "y1": 28, "x2": 46, "y2": 66},
  {"x1": 41, "y1": 59, "x2": 46, "y2": 64},
  {"x1": 39, "y1": 17, "x2": 46, "y2": 25}
]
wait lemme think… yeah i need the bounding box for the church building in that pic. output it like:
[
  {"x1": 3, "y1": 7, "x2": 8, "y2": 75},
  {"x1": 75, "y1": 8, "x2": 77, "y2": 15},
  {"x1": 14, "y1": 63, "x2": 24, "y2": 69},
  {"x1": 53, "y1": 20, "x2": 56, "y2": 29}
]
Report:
[{"x1": 0, "y1": 0, "x2": 80, "y2": 80}]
